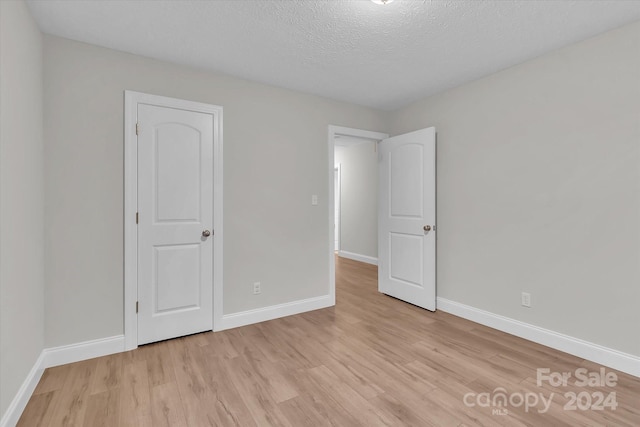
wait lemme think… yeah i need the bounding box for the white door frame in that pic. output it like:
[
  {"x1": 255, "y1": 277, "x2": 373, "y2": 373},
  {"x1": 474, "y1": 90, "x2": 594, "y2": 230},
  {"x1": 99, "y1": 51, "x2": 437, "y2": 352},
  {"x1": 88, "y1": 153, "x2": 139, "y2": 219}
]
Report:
[
  {"x1": 327, "y1": 125, "x2": 388, "y2": 304},
  {"x1": 124, "y1": 91, "x2": 224, "y2": 351},
  {"x1": 334, "y1": 164, "x2": 341, "y2": 252}
]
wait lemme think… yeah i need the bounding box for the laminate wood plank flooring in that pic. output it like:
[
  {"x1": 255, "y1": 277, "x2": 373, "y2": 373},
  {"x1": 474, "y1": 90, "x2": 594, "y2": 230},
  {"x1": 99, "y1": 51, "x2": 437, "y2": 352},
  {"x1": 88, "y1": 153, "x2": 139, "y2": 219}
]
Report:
[{"x1": 18, "y1": 256, "x2": 640, "y2": 426}]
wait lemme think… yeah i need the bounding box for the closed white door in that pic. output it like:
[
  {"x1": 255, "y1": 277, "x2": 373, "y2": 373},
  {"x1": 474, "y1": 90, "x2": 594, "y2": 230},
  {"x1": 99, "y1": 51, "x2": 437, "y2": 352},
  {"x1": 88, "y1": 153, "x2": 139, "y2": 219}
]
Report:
[
  {"x1": 137, "y1": 103, "x2": 214, "y2": 344},
  {"x1": 378, "y1": 127, "x2": 436, "y2": 311}
]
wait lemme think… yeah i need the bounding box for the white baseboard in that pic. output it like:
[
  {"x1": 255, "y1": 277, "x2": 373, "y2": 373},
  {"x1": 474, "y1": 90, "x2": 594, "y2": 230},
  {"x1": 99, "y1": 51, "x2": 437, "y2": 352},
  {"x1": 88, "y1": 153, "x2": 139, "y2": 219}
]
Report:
[
  {"x1": 42, "y1": 335, "x2": 125, "y2": 368},
  {"x1": 1, "y1": 335, "x2": 126, "y2": 426},
  {"x1": 219, "y1": 295, "x2": 333, "y2": 331},
  {"x1": 3, "y1": 299, "x2": 334, "y2": 425},
  {"x1": 6, "y1": 298, "x2": 636, "y2": 426},
  {"x1": 0, "y1": 352, "x2": 45, "y2": 427},
  {"x1": 338, "y1": 250, "x2": 378, "y2": 265},
  {"x1": 437, "y1": 297, "x2": 640, "y2": 378}
]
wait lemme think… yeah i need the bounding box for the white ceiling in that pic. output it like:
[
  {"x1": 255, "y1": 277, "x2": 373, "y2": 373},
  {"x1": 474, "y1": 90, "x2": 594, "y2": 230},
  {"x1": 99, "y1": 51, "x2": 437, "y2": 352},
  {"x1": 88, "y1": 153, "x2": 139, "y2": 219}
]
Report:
[{"x1": 27, "y1": 0, "x2": 640, "y2": 111}]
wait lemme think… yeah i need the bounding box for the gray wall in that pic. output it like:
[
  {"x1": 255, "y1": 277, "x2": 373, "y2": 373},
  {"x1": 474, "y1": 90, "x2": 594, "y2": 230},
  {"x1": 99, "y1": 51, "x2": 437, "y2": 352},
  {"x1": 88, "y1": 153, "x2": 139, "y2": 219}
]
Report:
[
  {"x1": 335, "y1": 142, "x2": 378, "y2": 259},
  {"x1": 43, "y1": 35, "x2": 386, "y2": 347},
  {"x1": 390, "y1": 21, "x2": 640, "y2": 356},
  {"x1": 0, "y1": 0, "x2": 45, "y2": 416}
]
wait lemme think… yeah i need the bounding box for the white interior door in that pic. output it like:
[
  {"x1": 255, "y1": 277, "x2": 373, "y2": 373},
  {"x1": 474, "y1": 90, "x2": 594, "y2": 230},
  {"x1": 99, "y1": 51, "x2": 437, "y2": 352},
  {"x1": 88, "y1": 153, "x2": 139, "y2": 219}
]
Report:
[
  {"x1": 378, "y1": 127, "x2": 436, "y2": 311},
  {"x1": 137, "y1": 103, "x2": 214, "y2": 345}
]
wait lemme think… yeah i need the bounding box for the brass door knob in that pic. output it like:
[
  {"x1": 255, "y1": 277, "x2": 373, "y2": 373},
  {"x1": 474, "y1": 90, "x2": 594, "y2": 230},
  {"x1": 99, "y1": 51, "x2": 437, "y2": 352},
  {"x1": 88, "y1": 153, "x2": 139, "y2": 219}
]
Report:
[
  {"x1": 202, "y1": 229, "x2": 211, "y2": 237},
  {"x1": 423, "y1": 225, "x2": 431, "y2": 232}
]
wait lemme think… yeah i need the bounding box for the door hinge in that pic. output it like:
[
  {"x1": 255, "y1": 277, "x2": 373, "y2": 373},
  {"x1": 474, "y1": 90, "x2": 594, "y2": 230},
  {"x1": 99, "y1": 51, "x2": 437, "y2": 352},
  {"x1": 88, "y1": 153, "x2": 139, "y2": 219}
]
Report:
[
  {"x1": 136, "y1": 212, "x2": 139, "y2": 224},
  {"x1": 135, "y1": 122, "x2": 140, "y2": 135},
  {"x1": 136, "y1": 301, "x2": 139, "y2": 313}
]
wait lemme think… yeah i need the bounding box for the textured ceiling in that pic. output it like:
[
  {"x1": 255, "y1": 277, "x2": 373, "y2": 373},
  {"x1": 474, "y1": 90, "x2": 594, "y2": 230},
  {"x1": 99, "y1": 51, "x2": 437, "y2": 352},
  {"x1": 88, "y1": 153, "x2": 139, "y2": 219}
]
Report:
[{"x1": 26, "y1": 0, "x2": 640, "y2": 110}]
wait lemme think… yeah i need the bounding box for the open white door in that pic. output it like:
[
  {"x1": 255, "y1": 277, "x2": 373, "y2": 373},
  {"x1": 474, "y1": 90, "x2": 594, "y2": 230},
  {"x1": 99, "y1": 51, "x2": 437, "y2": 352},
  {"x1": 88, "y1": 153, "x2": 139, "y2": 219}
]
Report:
[
  {"x1": 137, "y1": 102, "x2": 215, "y2": 345},
  {"x1": 378, "y1": 127, "x2": 436, "y2": 310}
]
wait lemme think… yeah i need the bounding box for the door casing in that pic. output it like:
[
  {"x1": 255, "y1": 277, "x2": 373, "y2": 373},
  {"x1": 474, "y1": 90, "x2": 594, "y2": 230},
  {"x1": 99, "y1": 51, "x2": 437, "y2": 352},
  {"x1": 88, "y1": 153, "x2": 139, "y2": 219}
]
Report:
[
  {"x1": 334, "y1": 164, "x2": 341, "y2": 251},
  {"x1": 124, "y1": 91, "x2": 224, "y2": 351}
]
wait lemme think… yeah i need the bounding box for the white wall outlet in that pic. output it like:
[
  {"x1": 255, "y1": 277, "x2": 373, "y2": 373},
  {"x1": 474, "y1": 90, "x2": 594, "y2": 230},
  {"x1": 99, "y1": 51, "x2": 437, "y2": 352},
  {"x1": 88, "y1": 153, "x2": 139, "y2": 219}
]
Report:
[
  {"x1": 311, "y1": 194, "x2": 318, "y2": 205},
  {"x1": 253, "y1": 282, "x2": 261, "y2": 295},
  {"x1": 521, "y1": 292, "x2": 531, "y2": 308}
]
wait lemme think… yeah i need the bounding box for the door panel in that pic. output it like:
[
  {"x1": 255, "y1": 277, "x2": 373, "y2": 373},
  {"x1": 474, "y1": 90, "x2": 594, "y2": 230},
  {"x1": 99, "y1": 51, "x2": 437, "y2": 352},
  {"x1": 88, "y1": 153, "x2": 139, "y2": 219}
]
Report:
[
  {"x1": 389, "y1": 232, "x2": 423, "y2": 287},
  {"x1": 155, "y1": 124, "x2": 201, "y2": 222},
  {"x1": 379, "y1": 127, "x2": 436, "y2": 311},
  {"x1": 138, "y1": 103, "x2": 214, "y2": 345},
  {"x1": 154, "y1": 244, "x2": 201, "y2": 312},
  {"x1": 390, "y1": 144, "x2": 424, "y2": 218}
]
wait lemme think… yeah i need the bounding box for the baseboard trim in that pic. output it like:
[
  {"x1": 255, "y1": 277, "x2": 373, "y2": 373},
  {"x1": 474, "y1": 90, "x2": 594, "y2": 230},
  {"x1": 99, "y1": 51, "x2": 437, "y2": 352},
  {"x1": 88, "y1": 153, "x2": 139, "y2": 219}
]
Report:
[
  {"x1": 220, "y1": 295, "x2": 333, "y2": 331},
  {"x1": 338, "y1": 250, "x2": 378, "y2": 265},
  {"x1": 0, "y1": 352, "x2": 45, "y2": 427},
  {"x1": 6, "y1": 299, "x2": 635, "y2": 426},
  {"x1": 437, "y1": 297, "x2": 640, "y2": 378},
  {"x1": 1, "y1": 335, "x2": 126, "y2": 426},
  {"x1": 42, "y1": 335, "x2": 125, "y2": 369}
]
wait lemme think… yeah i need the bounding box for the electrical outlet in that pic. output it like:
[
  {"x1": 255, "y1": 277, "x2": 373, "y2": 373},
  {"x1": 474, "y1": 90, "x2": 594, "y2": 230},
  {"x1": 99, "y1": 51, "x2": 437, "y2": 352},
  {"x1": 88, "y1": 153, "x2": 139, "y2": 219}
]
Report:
[
  {"x1": 521, "y1": 292, "x2": 531, "y2": 308},
  {"x1": 311, "y1": 195, "x2": 318, "y2": 206},
  {"x1": 253, "y1": 282, "x2": 261, "y2": 295}
]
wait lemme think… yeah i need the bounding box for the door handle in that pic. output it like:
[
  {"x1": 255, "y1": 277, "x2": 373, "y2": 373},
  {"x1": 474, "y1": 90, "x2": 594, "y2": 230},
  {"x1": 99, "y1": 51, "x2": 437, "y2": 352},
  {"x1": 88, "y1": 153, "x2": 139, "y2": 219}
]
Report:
[
  {"x1": 202, "y1": 229, "x2": 212, "y2": 237},
  {"x1": 423, "y1": 225, "x2": 432, "y2": 232}
]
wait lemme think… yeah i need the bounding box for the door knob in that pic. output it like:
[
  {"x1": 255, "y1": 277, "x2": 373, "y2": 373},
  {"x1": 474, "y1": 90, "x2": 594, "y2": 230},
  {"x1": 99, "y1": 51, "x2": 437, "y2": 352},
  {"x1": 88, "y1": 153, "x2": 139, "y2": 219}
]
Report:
[
  {"x1": 423, "y1": 225, "x2": 431, "y2": 232},
  {"x1": 202, "y1": 229, "x2": 211, "y2": 237}
]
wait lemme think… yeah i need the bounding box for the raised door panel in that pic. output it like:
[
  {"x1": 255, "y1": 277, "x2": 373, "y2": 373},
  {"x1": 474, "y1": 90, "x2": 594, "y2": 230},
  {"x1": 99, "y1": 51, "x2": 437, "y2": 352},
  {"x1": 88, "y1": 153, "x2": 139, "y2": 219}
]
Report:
[
  {"x1": 154, "y1": 124, "x2": 202, "y2": 223},
  {"x1": 389, "y1": 144, "x2": 424, "y2": 219}
]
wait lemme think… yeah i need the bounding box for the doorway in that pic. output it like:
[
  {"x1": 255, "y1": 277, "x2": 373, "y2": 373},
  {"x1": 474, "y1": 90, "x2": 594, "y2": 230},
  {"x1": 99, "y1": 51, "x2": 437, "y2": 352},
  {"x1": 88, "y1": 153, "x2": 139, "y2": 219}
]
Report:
[
  {"x1": 327, "y1": 126, "x2": 388, "y2": 304},
  {"x1": 328, "y1": 125, "x2": 437, "y2": 311}
]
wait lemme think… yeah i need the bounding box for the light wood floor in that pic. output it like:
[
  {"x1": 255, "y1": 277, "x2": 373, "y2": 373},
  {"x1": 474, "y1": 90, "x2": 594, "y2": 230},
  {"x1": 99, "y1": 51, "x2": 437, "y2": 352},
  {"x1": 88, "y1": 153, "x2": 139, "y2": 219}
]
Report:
[{"x1": 19, "y1": 256, "x2": 640, "y2": 426}]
